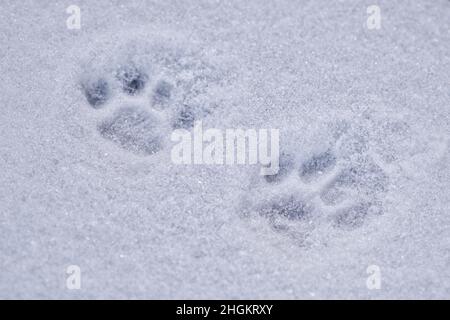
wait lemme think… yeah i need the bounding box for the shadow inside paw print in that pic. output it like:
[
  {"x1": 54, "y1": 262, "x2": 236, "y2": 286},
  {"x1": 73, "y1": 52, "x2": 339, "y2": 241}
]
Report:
[
  {"x1": 333, "y1": 202, "x2": 369, "y2": 229},
  {"x1": 254, "y1": 195, "x2": 314, "y2": 240},
  {"x1": 98, "y1": 106, "x2": 162, "y2": 155},
  {"x1": 152, "y1": 80, "x2": 173, "y2": 107},
  {"x1": 299, "y1": 150, "x2": 336, "y2": 182},
  {"x1": 259, "y1": 195, "x2": 312, "y2": 221},
  {"x1": 116, "y1": 65, "x2": 148, "y2": 95},
  {"x1": 321, "y1": 160, "x2": 388, "y2": 205},
  {"x1": 172, "y1": 105, "x2": 199, "y2": 129},
  {"x1": 83, "y1": 78, "x2": 110, "y2": 108}
]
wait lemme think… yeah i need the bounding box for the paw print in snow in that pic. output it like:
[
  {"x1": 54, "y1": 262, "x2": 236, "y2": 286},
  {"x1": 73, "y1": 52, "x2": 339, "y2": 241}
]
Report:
[
  {"x1": 79, "y1": 41, "x2": 223, "y2": 156},
  {"x1": 242, "y1": 122, "x2": 390, "y2": 245},
  {"x1": 98, "y1": 106, "x2": 163, "y2": 155}
]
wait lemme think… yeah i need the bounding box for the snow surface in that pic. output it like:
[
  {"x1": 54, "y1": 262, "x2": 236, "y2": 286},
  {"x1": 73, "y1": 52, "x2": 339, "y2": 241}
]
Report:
[{"x1": 0, "y1": 0, "x2": 449, "y2": 299}]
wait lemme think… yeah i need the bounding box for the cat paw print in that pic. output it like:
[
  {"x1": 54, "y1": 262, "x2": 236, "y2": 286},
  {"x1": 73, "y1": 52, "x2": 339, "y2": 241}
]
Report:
[
  {"x1": 80, "y1": 44, "x2": 223, "y2": 156},
  {"x1": 81, "y1": 63, "x2": 165, "y2": 155},
  {"x1": 242, "y1": 122, "x2": 390, "y2": 245}
]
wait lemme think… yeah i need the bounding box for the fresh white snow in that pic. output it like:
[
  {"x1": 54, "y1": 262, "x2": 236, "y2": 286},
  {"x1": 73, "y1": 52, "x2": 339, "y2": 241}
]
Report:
[{"x1": 0, "y1": 0, "x2": 449, "y2": 299}]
